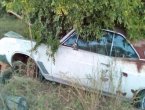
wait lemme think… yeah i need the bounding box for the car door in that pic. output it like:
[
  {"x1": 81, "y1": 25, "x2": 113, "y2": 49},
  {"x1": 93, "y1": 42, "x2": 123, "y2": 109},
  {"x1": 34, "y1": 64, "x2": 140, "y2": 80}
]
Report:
[
  {"x1": 54, "y1": 33, "x2": 97, "y2": 86},
  {"x1": 110, "y1": 33, "x2": 143, "y2": 98},
  {"x1": 54, "y1": 31, "x2": 114, "y2": 91}
]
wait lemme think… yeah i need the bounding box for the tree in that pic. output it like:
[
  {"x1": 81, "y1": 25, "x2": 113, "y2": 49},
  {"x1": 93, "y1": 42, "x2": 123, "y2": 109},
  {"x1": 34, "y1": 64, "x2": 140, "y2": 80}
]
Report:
[{"x1": 3, "y1": 0, "x2": 145, "y2": 55}]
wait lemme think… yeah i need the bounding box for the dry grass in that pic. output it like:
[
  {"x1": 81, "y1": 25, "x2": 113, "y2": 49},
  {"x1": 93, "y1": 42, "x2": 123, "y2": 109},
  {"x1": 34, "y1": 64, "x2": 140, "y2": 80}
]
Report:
[
  {"x1": 0, "y1": 71, "x2": 136, "y2": 110},
  {"x1": 0, "y1": 54, "x2": 136, "y2": 110}
]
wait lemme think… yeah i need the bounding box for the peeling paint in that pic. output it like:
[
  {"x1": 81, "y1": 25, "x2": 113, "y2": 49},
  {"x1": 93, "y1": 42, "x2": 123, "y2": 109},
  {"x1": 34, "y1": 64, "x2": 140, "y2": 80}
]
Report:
[
  {"x1": 133, "y1": 40, "x2": 145, "y2": 59},
  {"x1": 122, "y1": 59, "x2": 145, "y2": 72}
]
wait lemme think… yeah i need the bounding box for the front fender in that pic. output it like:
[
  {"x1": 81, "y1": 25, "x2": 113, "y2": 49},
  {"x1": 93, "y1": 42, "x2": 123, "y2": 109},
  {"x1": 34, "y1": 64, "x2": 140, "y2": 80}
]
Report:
[
  {"x1": 7, "y1": 51, "x2": 32, "y2": 66},
  {"x1": 0, "y1": 37, "x2": 36, "y2": 66}
]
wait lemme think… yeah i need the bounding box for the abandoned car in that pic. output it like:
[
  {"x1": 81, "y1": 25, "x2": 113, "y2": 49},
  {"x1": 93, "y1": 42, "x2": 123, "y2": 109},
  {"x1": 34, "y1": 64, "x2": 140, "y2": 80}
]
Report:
[{"x1": 0, "y1": 29, "x2": 145, "y2": 109}]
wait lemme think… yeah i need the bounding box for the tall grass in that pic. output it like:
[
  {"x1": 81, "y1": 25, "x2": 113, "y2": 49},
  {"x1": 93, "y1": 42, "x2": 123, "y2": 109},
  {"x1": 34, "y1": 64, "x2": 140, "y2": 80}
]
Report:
[
  {"x1": 0, "y1": 74, "x2": 135, "y2": 110},
  {"x1": 0, "y1": 61, "x2": 136, "y2": 110}
]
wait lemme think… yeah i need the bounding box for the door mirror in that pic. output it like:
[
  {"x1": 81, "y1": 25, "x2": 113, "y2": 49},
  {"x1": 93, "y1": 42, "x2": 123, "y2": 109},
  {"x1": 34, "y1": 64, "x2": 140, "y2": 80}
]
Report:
[{"x1": 72, "y1": 43, "x2": 78, "y2": 50}]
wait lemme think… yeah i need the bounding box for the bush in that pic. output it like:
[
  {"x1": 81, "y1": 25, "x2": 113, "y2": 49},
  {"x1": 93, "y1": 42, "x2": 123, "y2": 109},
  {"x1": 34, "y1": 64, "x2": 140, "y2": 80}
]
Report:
[{"x1": 4, "y1": 0, "x2": 145, "y2": 56}]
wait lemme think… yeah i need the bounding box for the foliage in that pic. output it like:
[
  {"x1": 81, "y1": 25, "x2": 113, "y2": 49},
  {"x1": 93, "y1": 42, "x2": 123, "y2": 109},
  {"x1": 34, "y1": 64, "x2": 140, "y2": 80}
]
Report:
[
  {"x1": 0, "y1": 0, "x2": 6, "y2": 17},
  {"x1": 2, "y1": 0, "x2": 145, "y2": 54},
  {"x1": 0, "y1": 75, "x2": 135, "y2": 110}
]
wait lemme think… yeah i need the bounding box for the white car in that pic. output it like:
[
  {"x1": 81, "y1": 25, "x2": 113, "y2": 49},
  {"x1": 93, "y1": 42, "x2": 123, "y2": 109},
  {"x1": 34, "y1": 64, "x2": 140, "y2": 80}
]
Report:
[{"x1": 0, "y1": 29, "x2": 145, "y2": 109}]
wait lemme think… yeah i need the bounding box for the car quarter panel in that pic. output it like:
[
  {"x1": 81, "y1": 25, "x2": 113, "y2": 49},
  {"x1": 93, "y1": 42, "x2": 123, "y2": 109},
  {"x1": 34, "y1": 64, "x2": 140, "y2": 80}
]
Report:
[
  {"x1": 0, "y1": 37, "x2": 55, "y2": 79},
  {"x1": 113, "y1": 58, "x2": 145, "y2": 98}
]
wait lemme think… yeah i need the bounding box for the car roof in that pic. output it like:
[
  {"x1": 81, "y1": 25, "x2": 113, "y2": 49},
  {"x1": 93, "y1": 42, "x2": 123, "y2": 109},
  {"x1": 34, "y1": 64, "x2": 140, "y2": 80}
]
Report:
[{"x1": 102, "y1": 29, "x2": 126, "y2": 38}]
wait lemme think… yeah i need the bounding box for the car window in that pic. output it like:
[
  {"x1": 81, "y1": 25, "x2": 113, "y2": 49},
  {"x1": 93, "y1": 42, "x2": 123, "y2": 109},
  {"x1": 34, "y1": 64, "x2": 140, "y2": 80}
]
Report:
[
  {"x1": 63, "y1": 34, "x2": 77, "y2": 47},
  {"x1": 77, "y1": 32, "x2": 113, "y2": 56},
  {"x1": 111, "y1": 34, "x2": 138, "y2": 58},
  {"x1": 77, "y1": 37, "x2": 89, "y2": 51}
]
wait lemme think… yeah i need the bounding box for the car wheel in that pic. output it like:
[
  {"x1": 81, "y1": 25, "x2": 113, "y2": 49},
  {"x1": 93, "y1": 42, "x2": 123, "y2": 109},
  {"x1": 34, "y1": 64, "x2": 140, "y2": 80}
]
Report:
[
  {"x1": 134, "y1": 91, "x2": 145, "y2": 109},
  {"x1": 141, "y1": 95, "x2": 145, "y2": 109},
  {"x1": 12, "y1": 60, "x2": 27, "y2": 75},
  {"x1": 12, "y1": 58, "x2": 44, "y2": 81}
]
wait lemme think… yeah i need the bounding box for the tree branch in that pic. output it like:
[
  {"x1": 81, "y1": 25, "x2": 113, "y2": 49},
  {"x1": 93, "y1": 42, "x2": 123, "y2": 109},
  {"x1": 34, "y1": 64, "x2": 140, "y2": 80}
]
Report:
[{"x1": 7, "y1": 10, "x2": 31, "y2": 26}]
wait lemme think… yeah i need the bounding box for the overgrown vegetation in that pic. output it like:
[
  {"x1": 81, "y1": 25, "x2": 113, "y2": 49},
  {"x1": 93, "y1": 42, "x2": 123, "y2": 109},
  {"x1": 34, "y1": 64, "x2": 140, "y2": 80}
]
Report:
[
  {"x1": 0, "y1": 74, "x2": 135, "y2": 110},
  {"x1": 0, "y1": 56, "x2": 136, "y2": 110},
  {"x1": 0, "y1": 1, "x2": 144, "y2": 109},
  {"x1": 2, "y1": 0, "x2": 145, "y2": 55}
]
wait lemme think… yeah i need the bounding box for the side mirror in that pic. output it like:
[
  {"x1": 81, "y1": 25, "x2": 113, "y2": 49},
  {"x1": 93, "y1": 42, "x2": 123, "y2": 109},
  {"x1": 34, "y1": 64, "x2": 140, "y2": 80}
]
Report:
[{"x1": 72, "y1": 43, "x2": 78, "y2": 50}]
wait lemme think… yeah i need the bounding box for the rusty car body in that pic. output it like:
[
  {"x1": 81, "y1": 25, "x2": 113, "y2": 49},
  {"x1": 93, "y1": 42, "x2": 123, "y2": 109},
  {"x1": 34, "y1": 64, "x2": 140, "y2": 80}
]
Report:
[{"x1": 0, "y1": 30, "x2": 145, "y2": 109}]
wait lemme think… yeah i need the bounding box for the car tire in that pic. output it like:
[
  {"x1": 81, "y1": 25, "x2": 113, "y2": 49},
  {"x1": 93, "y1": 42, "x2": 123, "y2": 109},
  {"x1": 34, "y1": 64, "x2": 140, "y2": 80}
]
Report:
[
  {"x1": 141, "y1": 94, "x2": 145, "y2": 109},
  {"x1": 12, "y1": 60, "x2": 27, "y2": 75},
  {"x1": 134, "y1": 91, "x2": 145, "y2": 109},
  {"x1": 12, "y1": 59, "x2": 45, "y2": 81}
]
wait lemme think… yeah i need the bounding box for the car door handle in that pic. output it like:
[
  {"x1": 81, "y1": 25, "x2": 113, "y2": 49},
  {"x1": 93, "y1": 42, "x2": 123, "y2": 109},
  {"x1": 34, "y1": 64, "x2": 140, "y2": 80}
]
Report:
[
  {"x1": 100, "y1": 76, "x2": 109, "y2": 82},
  {"x1": 101, "y1": 63, "x2": 110, "y2": 67}
]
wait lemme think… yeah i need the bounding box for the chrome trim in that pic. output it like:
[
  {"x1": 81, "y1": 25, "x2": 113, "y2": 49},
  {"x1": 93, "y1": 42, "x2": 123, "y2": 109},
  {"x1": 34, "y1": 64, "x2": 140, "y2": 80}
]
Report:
[
  {"x1": 139, "y1": 59, "x2": 145, "y2": 61},
  {"x1": 109, "y1": 33, "x2": 115, "y2": 56},
  {"x1": 37, "y1": 61, "x2": 49, "y2": 74},
  {"x1": 60, "y1": 29, "x2": 75, "y2": 44},
  {"x1": 130, "y1": 44, "x2": 140, "y2": 59},
  {"x1": 121, "y1": 36, "x2": 140, "y2": 59},
  {"x1": 44, "y1": 75, "x2": 130, "y2": 100},
  {"x1": 102, "y1": 29, "x2": 125, "y2": 38}
]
